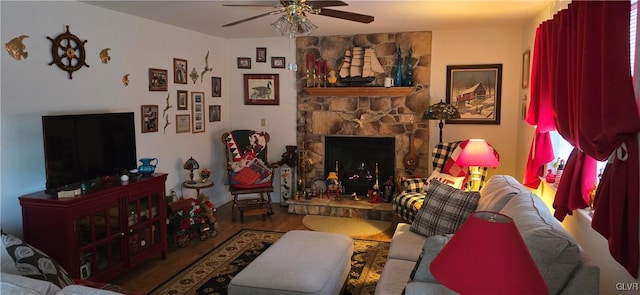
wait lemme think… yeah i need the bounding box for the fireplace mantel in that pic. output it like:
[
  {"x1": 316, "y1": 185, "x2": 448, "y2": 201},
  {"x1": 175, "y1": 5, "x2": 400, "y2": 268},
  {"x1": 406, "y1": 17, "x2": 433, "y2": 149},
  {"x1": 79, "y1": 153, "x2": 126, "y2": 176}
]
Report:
[{"x1": 303, "y1": 87, "x2": 414, "y2": 97}]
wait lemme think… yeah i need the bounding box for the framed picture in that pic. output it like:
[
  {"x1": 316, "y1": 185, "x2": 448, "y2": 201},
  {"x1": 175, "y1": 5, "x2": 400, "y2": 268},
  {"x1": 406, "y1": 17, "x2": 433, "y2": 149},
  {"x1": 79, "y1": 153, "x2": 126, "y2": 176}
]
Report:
[
  {"x1": 271, "y1": 57, "x2": 285, "y2": 68},
  {"x1": 237, "y1": 57, "x2": 251, "y2": 69},
  {"x1": 445, "y1": 64, "x2": 502, "y2": 125},
  {"x1": 256, "y1": 47, "x2": 267, "y2": 63},
  {"x1": 522, "y1": 50, "x2": 531, "y2": 89},
  {"x1": 243, "y1": 73, "x2": 280, "y2": 105},
  {"x1": 141, "y1": 105, "x2": 159, "y2": 133},
  {"x1": 176, "y1": 114, "x2": 190, "y2": 133},
  {"x1": 148, "y1": 68, "x2": 168, "y2": 91},
  {"x1": 209, "y1": 105, "x2": 221, "y2": 122},
  {"x1": 191, "y1": 92, "x2": 205, "y2": 133},
  {"x1": 173, "y1": 58, "x2": 188, "y2": 84},
  {"x1": 177, "y1": 90, "x2": 188, "y2": 110},
  {"x1": 212, "y1": 77, "x2": 222, "y2": 97}
]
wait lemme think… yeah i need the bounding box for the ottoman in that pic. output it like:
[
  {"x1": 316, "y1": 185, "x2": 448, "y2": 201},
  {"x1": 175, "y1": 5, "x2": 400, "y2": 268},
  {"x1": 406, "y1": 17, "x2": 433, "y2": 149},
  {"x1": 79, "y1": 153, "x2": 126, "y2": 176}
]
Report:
[{"x1": 228, "y1": 230, "x2": 354, "y2": 295}]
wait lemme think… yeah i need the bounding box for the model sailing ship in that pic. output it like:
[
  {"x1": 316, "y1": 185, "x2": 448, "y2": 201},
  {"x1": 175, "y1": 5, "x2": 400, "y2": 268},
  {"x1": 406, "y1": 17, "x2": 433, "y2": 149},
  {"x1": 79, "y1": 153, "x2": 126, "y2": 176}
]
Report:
[{"x1": 338, "y1": 47, "x2": 385, "y2": 86}]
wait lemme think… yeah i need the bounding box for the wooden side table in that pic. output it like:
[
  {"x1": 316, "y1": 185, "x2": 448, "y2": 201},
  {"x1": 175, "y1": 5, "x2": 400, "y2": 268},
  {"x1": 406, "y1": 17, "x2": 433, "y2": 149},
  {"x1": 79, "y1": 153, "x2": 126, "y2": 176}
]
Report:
[{"x1": 182, "y1": 180, "x2": 214, "y2": 197}]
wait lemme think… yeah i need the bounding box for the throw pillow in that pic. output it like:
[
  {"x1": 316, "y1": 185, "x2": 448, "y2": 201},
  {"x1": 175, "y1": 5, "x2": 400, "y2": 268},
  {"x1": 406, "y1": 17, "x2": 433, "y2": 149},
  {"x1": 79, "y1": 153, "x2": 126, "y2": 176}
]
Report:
[
  {"x1": 441, "y1": 140, "x2": 470, "y2": 177},
  {"x1": 410, "y1": 180, "x2": 480, "y2": 237},
  {"x1": 409, "y1": 234, "x2": 453, "y2": 283},
  {"x1": 424, "y1": 171, "x2": 466, "y2": 190},
  {"x1": 1, "y1": 233, "x2": 74, "y2": 289}
]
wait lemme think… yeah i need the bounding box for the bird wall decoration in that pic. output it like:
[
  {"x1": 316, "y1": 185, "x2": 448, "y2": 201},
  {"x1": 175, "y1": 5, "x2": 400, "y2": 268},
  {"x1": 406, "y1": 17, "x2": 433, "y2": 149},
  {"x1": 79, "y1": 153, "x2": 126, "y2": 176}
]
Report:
[{"x1": 201, "y1": 50, "x2": 213, "y2": 83}]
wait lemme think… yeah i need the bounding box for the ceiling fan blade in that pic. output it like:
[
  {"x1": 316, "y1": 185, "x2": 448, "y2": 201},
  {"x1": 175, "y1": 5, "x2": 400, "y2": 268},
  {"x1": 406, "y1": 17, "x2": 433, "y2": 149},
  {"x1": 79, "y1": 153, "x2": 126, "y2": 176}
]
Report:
[
  {"x1": 318, "y1": 8, "x2": 374, "y2": 23},
  {"x1": 307, "y1": 1, "x2": 348, "y2": 8},
  {"x1": 222, "y1": 1, "x2": 281, "y2": 7},
  {"x1": 222, "y1": 10, "x2": 284, "y2": 27}
]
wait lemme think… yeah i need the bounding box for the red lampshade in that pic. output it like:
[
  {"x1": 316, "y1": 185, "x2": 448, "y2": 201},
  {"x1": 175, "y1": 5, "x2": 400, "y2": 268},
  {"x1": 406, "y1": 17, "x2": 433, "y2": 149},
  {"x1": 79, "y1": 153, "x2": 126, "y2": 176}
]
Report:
[
  {"x1": 430, "y1": 211, "x2": 548, "y2": 294},
  {"x1": 455, "y1": 139, "x2": 500, "y2": 168}
]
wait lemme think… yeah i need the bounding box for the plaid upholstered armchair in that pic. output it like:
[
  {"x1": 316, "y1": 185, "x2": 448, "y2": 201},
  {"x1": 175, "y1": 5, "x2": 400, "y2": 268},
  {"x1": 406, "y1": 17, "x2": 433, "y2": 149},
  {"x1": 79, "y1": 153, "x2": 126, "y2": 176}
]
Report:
[
  {"x1": 392, "y1": 141, "x2": 491, "y2": 222},
  {"x1": 221, "y1": 130, "x2": 278, "y2": 221}
]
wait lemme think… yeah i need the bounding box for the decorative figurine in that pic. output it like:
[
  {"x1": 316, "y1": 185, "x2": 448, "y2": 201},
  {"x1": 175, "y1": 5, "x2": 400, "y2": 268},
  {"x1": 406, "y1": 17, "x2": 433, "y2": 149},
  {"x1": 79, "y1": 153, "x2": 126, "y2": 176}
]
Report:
[
  {"x1": 5, "y1": 35, "x2": 29, "y2": 60},
  {"x1": 382, "y1": 176, "x2": 395, "y2": 202},
  {"x1": 99, "y1": 48, "x2": 111, "y2": 64},
  {"x1": 327, "y1": 70, "x2": 337, "y2": 86},
  {"x1": 326, "y1": 171, "x2": 342, "y2": 200}
]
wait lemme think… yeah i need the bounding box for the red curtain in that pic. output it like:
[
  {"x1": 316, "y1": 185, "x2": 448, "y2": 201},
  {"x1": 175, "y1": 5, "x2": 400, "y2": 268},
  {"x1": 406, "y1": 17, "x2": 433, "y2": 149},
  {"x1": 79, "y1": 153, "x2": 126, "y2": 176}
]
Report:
[
  {"x1": 524, "y1": 24, "x2": 557, "y2": 189},
  {"x1": 531, "y1": 1, "x2": 640, "y2": 277}
]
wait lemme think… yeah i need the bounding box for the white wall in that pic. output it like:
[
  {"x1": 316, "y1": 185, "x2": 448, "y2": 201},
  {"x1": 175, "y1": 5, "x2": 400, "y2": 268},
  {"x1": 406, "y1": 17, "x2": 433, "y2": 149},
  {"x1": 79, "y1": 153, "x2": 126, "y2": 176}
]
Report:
[
  {"x1": 430, "y1": 25, "x2": 523, "y2": 178},
  {"x1": 1, "y1": 1, "x2": 233, "y2": 235},
  {"x1": 226, "y1": 38, "x2": 298, "y2": 205}
]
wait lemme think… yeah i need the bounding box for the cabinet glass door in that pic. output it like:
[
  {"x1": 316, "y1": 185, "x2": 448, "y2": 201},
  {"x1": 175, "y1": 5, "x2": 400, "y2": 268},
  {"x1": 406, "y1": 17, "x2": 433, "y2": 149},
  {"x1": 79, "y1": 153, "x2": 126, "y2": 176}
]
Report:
[
  {"x1": 77, "y1": 205, "x2": 123, "y2": 280},
  {"x1": 127, "y1": 189, "x2": 165, "y2": 264}
]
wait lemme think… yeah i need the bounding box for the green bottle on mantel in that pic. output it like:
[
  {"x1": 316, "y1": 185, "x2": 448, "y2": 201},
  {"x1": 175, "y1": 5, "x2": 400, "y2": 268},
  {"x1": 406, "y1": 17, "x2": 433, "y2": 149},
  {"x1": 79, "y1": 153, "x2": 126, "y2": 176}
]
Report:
[
  {"x1": 394, "y1": 48, "x2": 403, "y2": 87},
  {"x1": 404, "y1": 47, "x2": 414, "y2": 86}
]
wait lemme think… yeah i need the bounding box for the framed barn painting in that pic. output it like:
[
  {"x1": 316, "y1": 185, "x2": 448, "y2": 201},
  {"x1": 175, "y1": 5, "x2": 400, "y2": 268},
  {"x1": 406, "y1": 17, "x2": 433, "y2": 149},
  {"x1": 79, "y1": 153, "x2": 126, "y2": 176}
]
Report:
[
  {"x1": 445, "y1": 64, "x2": 502, "y2": 125},
  {"x1": 243, "y1": 74, "x2": 279, "y2": 105}
]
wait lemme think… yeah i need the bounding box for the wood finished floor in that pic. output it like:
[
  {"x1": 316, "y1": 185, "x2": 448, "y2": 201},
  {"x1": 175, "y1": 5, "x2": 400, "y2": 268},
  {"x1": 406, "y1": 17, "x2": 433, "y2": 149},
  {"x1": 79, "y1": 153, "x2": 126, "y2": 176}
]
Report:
[{"x1": 112, "y1": 201, "x2": 396, "y2": 294}]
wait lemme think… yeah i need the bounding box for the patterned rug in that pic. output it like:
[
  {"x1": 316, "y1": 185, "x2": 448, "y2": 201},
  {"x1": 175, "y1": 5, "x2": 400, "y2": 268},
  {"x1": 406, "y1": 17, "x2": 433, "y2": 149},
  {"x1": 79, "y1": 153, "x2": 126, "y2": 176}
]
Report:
[{"x1": 150, "y1": 229, "x2": 389, "y2": 295}]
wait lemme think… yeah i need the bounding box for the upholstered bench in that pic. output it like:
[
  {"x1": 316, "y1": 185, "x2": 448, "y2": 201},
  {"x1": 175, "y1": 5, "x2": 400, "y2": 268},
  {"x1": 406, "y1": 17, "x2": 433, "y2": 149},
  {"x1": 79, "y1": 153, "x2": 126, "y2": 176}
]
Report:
[{"x1": 228, "y1": 230, "x2": 354, "y2": 295}]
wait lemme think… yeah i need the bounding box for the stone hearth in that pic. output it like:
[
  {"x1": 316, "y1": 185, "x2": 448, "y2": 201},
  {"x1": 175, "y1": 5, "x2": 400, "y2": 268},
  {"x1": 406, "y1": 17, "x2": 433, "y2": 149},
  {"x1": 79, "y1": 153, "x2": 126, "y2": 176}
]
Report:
[
  {"x1": 287, "y1": 197, "x2": 393, "y2": 222},
  {"x1": 295, "y1": 31, "x2": 433, "y2": 191}
]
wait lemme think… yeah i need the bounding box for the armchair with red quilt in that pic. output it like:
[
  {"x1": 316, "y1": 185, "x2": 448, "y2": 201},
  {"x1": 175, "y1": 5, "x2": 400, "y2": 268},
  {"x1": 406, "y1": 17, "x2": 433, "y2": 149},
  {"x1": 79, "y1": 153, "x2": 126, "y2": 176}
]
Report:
[{"x1": 221, "y1": 130, "x2": 277, "y2": 221}]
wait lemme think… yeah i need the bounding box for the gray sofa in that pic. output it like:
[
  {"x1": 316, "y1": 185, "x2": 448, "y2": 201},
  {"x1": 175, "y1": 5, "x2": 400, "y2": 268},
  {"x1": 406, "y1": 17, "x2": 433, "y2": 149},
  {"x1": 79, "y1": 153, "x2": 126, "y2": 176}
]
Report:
[{"x1": 376, "y1": 175, "x2": 600, "y2": 295}]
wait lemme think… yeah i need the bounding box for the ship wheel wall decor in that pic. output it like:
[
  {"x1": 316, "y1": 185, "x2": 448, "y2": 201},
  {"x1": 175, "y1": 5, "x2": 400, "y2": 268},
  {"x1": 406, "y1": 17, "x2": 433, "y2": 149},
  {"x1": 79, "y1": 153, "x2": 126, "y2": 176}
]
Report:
[{"x1": 47, "y1": 25, "x2": 89, "y2": 79}]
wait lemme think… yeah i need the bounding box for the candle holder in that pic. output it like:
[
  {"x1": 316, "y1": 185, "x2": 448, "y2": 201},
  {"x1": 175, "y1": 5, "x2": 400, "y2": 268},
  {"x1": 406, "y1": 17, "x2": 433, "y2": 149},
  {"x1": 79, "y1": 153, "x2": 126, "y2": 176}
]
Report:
[
  {"x1": 312, "y1": 69, "x2": 318, "y2": 88},
  {"x1": 317, "y1": 73, "x2": 325, "y2": 88},
  {"x1": 306, "y1": 69, "x2": 313, "y2": 88}
]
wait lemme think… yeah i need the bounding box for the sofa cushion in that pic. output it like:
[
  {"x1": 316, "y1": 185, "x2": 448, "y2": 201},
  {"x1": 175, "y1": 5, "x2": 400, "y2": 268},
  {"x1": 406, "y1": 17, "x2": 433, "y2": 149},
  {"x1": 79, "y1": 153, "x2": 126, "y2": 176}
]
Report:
[
  {"x1": 0, "y1": 272, "x2": 61, "y2": 295},
  {"x1": 404, "y1": 281, "x2": 457, "y2": 295},
  {"x1": 500, "y1": 193, "x2": 582, "y2": 295},
  {"x1": 387, "y1": 223, "x2": 427, "y2": 262},
  {"x1": 409, "y1": 234, "x2": 452, "y2": 283},
  {"x1": 374, "y1": 258, "x2": 416, "y2": 295},
  {"x1": 476, "y1": 175, "x2": 525, "y2": 212},
  {"x1": 410, "y1": 180, "x2": 480, "y2": 237},
  {"x1": 1, "y1": 233, "x2": 74, "y2": 289},
  {"x1": 521, "y1": 229, "x2": 582, "y2": 295}
]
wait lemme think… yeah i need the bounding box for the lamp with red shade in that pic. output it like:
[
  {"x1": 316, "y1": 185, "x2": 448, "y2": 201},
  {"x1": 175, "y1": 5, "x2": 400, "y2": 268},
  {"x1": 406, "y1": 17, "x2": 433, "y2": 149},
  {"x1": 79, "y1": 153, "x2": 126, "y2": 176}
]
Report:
[
  {"x1": 430, "y1": 211, "x2": 548, "y2": 294},
  {"x1": 455, "y1": 139, "x2": 499, "y2": 191}
]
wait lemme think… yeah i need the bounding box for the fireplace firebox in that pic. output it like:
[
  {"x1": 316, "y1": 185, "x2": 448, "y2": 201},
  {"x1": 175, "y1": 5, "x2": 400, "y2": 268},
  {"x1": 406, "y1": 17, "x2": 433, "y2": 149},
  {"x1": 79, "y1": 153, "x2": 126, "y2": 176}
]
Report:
[{"x1": 324, "y1": 136, "x2": 395, "y2": 196}]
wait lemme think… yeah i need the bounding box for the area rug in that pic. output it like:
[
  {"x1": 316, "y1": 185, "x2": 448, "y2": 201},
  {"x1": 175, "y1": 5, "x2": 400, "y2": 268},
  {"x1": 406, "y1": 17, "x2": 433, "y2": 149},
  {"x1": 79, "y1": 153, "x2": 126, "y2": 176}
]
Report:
[
  {"x1": 150, "y1": 229, "x2": 389, "y2": 295},
  {"x1": 302, "y1": 215, "x2": 392, "y2": 237}
]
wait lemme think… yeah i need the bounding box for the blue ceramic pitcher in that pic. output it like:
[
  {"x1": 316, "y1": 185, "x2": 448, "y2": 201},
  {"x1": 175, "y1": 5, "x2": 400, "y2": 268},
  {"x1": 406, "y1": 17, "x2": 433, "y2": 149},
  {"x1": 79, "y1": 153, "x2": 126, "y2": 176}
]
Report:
[{"x1": 138, "y1": 158, "x2": 158, "y2": 176}]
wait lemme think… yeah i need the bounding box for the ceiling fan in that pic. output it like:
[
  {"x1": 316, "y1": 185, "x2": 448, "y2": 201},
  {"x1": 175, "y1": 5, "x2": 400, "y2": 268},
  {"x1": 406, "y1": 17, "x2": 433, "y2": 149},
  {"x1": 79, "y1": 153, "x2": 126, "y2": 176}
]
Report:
[{"x1": 221, "y1": 0, "x2": 375, "y2": 28}]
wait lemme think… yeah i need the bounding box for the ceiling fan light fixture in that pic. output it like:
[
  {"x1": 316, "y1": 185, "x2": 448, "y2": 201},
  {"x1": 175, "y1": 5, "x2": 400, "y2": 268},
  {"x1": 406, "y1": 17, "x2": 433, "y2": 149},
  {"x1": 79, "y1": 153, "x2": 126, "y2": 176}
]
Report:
[{"x1": 271, "y1": 13, "x2": 317, "y2": 39}]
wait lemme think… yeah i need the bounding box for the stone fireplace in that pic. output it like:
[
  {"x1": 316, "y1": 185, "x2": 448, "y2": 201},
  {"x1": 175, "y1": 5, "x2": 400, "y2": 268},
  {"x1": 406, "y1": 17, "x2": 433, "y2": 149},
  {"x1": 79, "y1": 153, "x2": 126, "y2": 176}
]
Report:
[
  {"x1": 295, "y1": 31, "x2": 433, "y2": 193},
  {"x1": 324, "y1": 136, "x2": 395, "y2": 195}
]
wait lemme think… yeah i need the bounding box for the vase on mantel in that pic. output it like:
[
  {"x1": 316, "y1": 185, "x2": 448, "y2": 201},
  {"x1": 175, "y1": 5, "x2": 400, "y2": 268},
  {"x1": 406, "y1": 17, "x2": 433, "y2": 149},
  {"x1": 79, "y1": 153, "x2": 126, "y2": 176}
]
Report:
[
  {"x1": 394, "y1": 48, "x2": 403, "y2": 87},
  {"x1": 404, "y1": 47, "x2": 414, "y2": 86}
]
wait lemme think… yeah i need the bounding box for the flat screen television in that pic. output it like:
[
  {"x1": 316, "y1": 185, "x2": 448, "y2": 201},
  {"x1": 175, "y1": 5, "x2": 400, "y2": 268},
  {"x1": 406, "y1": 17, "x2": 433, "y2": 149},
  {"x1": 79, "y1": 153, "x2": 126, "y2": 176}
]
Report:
[{"x1": 42, "y1": 112, "x2": 137, "y2": 192}]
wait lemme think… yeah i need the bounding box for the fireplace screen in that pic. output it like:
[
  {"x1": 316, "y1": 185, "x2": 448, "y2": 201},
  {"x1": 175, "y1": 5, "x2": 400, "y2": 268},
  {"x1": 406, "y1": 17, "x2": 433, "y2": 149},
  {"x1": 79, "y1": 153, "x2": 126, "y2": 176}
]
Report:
[{"x1": 324, "y1": 136, "x2": 395, "y2": 195}]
